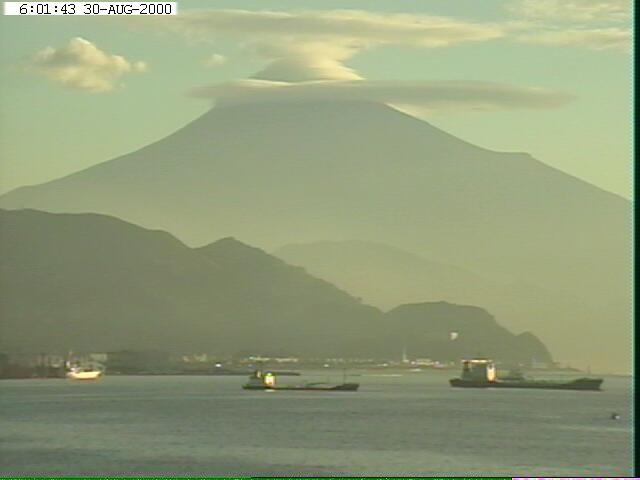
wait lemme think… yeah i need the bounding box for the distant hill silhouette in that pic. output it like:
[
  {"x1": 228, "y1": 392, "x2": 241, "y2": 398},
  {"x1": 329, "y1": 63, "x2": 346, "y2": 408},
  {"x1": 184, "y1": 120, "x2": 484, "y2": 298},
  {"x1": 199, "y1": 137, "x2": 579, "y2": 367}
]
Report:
[
  {"x1": 275, "y1": 240, "x2": 497, "y2": 310},
  {"x1": 273, "y1": 240, "x2": 610, "y2": 369},
  {"x1": 385, "y1": 302, "x2": 552, "y2": 365},
  {"x1": 0, "y1": 100, "x2": 629, "y2": 371},
  {"x1": 0, "y1": 209, "x2": 550, "y2": 364}
]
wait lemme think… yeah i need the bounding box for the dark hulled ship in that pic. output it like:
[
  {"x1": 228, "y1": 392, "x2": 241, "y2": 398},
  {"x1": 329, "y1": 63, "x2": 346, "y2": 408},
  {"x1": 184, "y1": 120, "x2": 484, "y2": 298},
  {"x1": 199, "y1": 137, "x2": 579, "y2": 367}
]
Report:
[
  {"x1": 449, "y1": 359, "x2": 603, "y2": 391},
  {"x1": 242, "y1": 369, "x2": 359, "y2": 391}
]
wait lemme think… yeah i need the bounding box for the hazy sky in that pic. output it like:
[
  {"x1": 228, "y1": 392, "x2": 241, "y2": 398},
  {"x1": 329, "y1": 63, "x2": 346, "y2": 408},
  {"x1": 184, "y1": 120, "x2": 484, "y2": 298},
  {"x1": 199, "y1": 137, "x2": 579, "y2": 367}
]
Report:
[{"x1": 0, "y1": 0, "x2": 631, "y2": 197}]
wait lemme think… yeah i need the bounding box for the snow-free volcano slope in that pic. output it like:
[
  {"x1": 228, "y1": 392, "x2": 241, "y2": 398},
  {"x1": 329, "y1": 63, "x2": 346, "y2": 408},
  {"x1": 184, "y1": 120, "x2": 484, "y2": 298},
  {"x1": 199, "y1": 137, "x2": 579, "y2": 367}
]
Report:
[{"x1": 0, "y1": 101, "x2": 630, "y2": 371}]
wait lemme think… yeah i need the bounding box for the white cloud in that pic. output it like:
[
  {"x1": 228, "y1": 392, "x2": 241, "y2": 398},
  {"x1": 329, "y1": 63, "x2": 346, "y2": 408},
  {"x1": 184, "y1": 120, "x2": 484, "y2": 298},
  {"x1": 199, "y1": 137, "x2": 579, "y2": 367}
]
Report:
[
  {"x1": 517, "y1": 27, "x2": 630, "y2": 51},
  {"x1": 508, "y1": 0, "x2": 630, "y2": 51},
  {"x1": 250, "y1": 41, "x2": 362, "y2": 82},
  {"x1": 138, "y1": 10, "x2": 505, "y2": 82},
  {"x1": 189, "y1": 79, "x2": 574, "y2": 113},
  {"x1": 509, "y1": 0, "x2": 630, "y2": 22},
  {"x1": 203, "y1": 53, "x2": 227, "y2": 67},
  {"x1": 143, "y1": 9, "x2": 505, "y2": 46},
  {"x1": 136, "y1": 8, "x2": 630, "y2": 85},
  {"x1": 29, "y1": 37, "x2": 147, "y2": 92}
]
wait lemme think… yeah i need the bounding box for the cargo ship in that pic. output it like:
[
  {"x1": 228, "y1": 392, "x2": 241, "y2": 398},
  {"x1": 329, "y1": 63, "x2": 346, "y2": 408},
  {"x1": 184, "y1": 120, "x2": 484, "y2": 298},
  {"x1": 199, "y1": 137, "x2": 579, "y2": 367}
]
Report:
[
  {"x1": 449, "y1": 358, "x2": 603, "y2": 391},
  {"x1": 242, "y1": 369, "x2": 359, "y2": 391}
]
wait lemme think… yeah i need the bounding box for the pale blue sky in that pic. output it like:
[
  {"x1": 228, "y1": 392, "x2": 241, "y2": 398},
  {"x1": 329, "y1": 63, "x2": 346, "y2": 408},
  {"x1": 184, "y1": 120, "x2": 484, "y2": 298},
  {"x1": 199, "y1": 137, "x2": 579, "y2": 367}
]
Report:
[{"x1": 0, "y1": 0, "x2": 631, "y2": 197}]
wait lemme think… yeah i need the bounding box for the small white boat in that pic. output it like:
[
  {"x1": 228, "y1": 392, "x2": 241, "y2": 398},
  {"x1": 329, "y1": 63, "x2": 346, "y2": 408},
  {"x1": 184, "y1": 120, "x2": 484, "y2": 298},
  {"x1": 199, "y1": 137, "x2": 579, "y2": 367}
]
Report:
[{"x1": 65, "y1": 366, "x2": 102, "y2": 380}]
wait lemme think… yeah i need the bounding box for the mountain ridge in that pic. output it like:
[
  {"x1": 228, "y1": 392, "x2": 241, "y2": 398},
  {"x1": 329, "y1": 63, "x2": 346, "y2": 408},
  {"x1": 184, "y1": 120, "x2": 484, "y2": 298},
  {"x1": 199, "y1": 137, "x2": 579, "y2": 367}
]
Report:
[
  {"x1": 272, "y1": 239, "x2": 627, "y2": 370},
  {"x1": 0, "y1": 208, "x2": 551, "y2": 365},
  {"x1": 0, "y1": 100, "x2": 629, "y2": 371}
]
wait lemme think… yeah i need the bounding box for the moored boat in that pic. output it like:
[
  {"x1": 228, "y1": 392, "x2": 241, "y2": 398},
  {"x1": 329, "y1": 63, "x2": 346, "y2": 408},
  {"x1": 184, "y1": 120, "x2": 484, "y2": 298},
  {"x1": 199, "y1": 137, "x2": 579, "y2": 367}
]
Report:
[
  {"x1": 449, "y1": 358, "x2": 603, "y2": 391},
  {"x1": 65, "y1": 365, "x2": 103, "y2": 380},
  {"x1": 242, "y1": 369, "x2": 359, "y2": 391}
]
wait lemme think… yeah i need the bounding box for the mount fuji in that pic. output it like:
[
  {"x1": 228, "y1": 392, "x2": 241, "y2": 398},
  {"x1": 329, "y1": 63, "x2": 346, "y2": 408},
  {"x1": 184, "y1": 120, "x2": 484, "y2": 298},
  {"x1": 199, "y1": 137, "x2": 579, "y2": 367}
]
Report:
[{"x1": 0, "y1": 100, "x2": 630, "y2": 371}]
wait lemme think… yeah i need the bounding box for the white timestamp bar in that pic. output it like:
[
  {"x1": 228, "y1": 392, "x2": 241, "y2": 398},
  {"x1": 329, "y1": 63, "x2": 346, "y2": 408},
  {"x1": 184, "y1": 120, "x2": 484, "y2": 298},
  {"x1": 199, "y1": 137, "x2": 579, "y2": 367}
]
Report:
[{"x1": 4, "y1": 2, "x2": 177, "y2": 15}]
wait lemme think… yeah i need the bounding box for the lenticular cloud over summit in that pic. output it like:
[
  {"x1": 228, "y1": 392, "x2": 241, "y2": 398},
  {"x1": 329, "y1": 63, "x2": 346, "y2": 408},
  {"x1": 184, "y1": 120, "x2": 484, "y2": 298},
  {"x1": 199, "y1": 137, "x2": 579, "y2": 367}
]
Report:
[
  {"x1": 189, "y1": 78, "x2": 574, "y2": 113},
  {"x1": 136, "y1": 9, "x2": 506, "y2": 85},
  {"x1": 136, "y1": 8, "x2": 579, "y2": 112}
]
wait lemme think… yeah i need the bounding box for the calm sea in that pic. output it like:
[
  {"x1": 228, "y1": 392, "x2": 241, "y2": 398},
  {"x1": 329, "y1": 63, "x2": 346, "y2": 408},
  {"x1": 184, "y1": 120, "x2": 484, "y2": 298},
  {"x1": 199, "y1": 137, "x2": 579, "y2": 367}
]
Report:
[{"x1": 0, "y1": 371, "x2": 633, "y2": 477}]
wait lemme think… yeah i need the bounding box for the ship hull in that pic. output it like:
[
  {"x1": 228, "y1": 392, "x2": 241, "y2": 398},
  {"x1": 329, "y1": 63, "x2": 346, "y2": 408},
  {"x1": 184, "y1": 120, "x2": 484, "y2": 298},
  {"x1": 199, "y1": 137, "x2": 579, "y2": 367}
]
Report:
[
  {"x1": 243, "y1": 382, "x2": 359, "y2": 391},
  {"x1": 66, "y1": 371, "x2": 102, "y2": 380},
  {"x1": 449, "y1": 378, "x2": 603, "y2": 391}
]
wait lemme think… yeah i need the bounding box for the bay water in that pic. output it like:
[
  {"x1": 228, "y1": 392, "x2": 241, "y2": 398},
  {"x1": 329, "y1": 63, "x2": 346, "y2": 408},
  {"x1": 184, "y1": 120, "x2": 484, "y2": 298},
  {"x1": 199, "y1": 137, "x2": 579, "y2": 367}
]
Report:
[{"x1": 0, "y1": 371, "x2": 632, "y2": 476}]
